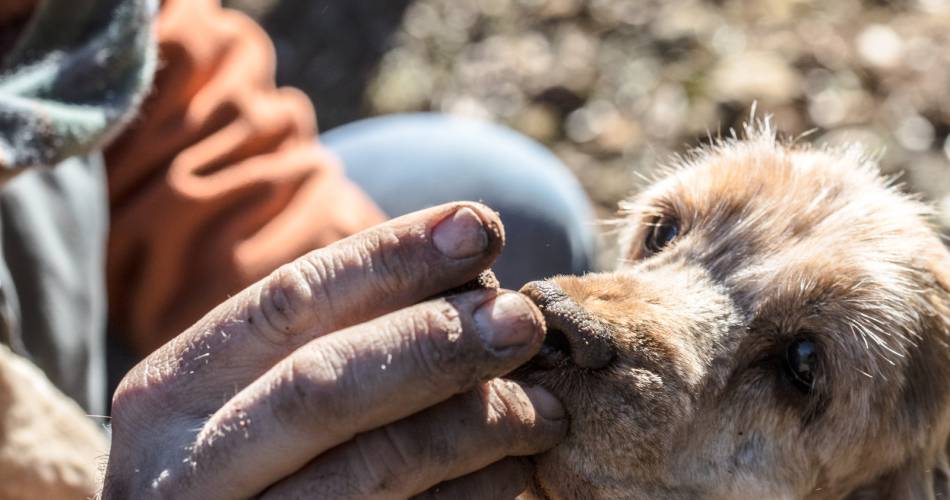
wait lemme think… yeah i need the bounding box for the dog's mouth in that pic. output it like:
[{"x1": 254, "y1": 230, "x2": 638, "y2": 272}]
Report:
[
  {"x1": 508, "y1": 326, "x2": 574, "y2": 388},
  {"x1": 509, "y1": 280, "x2": 618, "y2": 402},
  {"x1": 514, "y1": 281, "x2": 652, "y2": 500}
]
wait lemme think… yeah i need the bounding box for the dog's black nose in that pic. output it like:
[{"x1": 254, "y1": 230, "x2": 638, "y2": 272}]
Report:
[{"x1": 520, "y1": 280, "x2": 616, "y2": 369}]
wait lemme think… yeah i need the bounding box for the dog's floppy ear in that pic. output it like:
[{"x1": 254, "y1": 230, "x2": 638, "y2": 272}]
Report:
[
  {"x1": 844, "y1": 244, "x2": 950, "y2": 500},
  {"x1": 929, "y1": 240, "x2": 950, "y2": 298},
  {"x1": 932, "y1": 242, "x2": 950, "y2": 500}
]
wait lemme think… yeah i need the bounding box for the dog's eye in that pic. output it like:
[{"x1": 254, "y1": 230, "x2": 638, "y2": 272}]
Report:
[
  {"x1": 645, "y1": 217, "x2": 679, "y2": 254},
  {"x1": 786, "y1": 339, "x2": 818, "y2": 392}
]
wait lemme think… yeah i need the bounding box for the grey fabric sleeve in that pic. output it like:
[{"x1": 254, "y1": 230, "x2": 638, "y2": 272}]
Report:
[{"x1": 0, "y1": 154, "x2": 109, "y2": 415}]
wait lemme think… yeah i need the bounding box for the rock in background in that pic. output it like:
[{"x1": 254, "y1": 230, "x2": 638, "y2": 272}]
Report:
[{"x1": 228, "y1": 0, "x2": 950, "y2": 243}]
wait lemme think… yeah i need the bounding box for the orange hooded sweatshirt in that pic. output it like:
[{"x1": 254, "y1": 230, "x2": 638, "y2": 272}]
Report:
[{"x1": 105, "y1": 0, "x2": 386, "y2": 355}]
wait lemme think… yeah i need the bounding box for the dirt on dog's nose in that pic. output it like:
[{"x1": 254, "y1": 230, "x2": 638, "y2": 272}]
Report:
[{"x1": 520, "y1": 280, "x2": 616, "y2": 369}]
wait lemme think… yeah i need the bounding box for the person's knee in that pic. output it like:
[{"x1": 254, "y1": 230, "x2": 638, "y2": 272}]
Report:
[{"x1": 323, "y1": 113, "x2": 599, "y2": 285}]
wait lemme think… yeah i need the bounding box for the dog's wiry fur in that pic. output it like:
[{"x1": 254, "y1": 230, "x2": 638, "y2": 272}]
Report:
[{"x1": 518, "y1": 124, "x2": 950, "y2": 499}]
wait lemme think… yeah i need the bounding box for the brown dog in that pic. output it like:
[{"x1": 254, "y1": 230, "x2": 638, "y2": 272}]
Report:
[{"x1": 514, "y1": 124, "x2": 950, "y2": 499}]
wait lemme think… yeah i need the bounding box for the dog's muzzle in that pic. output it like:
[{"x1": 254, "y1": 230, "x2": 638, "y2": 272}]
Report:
[{"x1": 520, "y1": 281, "x2": 616, "y2": 370}]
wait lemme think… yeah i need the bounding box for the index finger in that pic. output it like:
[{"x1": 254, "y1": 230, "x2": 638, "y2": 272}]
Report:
[
  {"x1": 121, "y1": 202, "x2": 504, "y2": 406},
  {"x1": 181, "y1": 288, "x2": 549, "y2": 499}
]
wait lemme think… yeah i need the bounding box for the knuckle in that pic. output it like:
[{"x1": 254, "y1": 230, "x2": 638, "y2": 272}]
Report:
[
  {"x1": 253, "y1": 257, "x2": 334, "y2": 343},
  {"x1": 270, "y1": 348, "x2": 347, "y2": 429},
  {"x1": 109, "y1": 356, "x2": 177, "y2": 431},
  {"x1": 405, "y1": 301, "x2": 476, "y2": 392},
  {"x1": 105, "y1": 380, "x2": 200, "y2": 500},
  {"x1": 482, "y1": 380, "x2": 535, "y2": 440},
  {"x1": 363, "y1": 227, "x2": 425, "y2": 298},
  {"x1": 352, "y1": 427, "x2": 425, "y2": 496},
  {"x1": 108, "y1": 378, "x2": 141, "y2": 434}
]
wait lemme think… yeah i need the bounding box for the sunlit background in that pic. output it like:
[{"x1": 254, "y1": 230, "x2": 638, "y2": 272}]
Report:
[{"x1": 228, "y1": 0, "x2": 950, "y2": 245}]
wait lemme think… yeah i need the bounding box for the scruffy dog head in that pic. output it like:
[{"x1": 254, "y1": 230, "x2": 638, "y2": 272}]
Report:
[{"x1": 515, "y1": 126, "x2": 950, "y2": 499}]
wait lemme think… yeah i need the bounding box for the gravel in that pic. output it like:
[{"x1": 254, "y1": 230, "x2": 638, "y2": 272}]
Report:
[{"x1": 230, "y1": 0, "x2": 950, "y2": 241}]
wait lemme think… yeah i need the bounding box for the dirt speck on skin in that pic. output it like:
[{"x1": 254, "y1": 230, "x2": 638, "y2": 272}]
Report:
[{"x1": 229, "y1": 0, "x2": 950, "y2": 263}]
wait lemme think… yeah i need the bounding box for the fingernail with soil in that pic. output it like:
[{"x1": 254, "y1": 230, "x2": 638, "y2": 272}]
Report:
[
  {"x1": 474, "y1": 292, "x2": 541, "y2": 352},
  {"x1": 433, "y1": 207, "x2": 488, "y2": 259}
]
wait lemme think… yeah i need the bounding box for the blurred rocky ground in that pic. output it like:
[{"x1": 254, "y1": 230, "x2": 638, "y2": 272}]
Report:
[{"x1": 227, "y1": 0, "x2": 950, "y2": 245}]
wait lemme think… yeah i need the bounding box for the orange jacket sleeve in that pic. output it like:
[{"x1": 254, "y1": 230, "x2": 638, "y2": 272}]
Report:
[{"x1": 104, "y1": 0, "x2": 386, "y2": 356}]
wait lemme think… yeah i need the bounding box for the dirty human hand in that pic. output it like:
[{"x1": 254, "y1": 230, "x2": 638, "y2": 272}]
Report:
[{"x1": 101, "y1": 202, "x2": 566, "y2": 500}]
